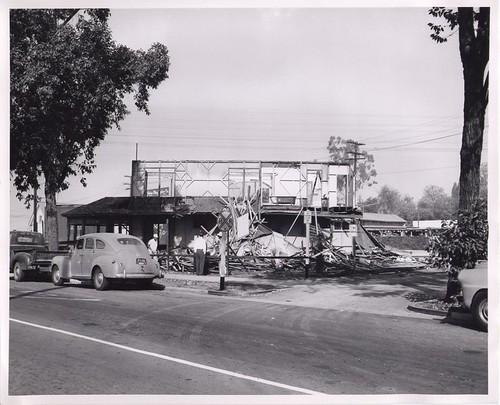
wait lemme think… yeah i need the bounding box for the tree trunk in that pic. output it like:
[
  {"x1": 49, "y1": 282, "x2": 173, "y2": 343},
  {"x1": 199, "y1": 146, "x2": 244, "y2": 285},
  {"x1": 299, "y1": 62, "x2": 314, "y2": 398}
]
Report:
[
  {"x1": 445, "y1": 271, "x2": 461, "y2": 303},
  {"x1": 457, "y1": 7, "x2": 489, "y2": 211},
  {"x1": 45, "y1": 184, "x2": 59, "y2": 251},
  {"x1": 458, "y1": 100, "x2": 484, "y2": 210}
]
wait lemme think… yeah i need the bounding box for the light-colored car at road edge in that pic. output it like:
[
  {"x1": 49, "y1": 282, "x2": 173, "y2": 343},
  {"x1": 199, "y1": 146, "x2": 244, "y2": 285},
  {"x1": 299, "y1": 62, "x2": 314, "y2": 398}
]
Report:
[
  {"x1": 50, "y1": 233, "x2": 160, "y2": 290},
  {"x1": 458, "y1": 260, "x2": 488, "y2": 332}
]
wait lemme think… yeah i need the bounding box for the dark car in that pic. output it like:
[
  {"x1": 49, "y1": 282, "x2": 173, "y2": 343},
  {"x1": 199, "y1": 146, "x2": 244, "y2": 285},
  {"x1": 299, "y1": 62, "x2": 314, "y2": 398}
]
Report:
[{"x1": 10, "y1": 231, "x2": 48, "y2": 281}]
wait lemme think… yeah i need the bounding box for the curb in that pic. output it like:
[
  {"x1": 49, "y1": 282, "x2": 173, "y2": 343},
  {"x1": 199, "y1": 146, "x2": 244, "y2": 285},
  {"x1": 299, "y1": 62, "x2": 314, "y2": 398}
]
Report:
[
  {"x1": 207, "y1": 289, "x2": 231, "y2": 296},
  {"x1": 161, "y1": 275, "x2": 283, "y2": 289},
  {"x1": 407, "y1": 304, "x2": 448, "y2": 316},
  {"x1": 207, "y1": 288, "x2": 278, "y2": 296}
]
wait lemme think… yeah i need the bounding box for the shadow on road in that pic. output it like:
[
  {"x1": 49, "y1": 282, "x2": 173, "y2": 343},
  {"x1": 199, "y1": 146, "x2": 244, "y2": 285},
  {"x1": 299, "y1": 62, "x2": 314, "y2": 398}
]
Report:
[
  {"x1": 440, "y1": 312, "x2": 482, "y2": 332},
  {"x1": 9, "y1": 285, "x2": 71, "y2": 300},
  {"x1": 10, "y1": 278, "x2": 166, "y2": 295},
  {"x1": 351, "y1": 288, "x2": 410, "y2": 298},
  {"x1": 70, "y1": 280, "x2": 166, "y2": 291},
  {"x1": 333, "y1": 270, "x2": 448, "y2": 300},
  {"x1": 107, "y1": 281, "x2": 166, "y2": 291}
]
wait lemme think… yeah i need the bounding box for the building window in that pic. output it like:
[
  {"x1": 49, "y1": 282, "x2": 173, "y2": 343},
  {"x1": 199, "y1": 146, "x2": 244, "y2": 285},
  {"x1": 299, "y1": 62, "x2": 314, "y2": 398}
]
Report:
[
  {"x1": 86, "y1": 225, "x2": 98, "y2": 234},
  {"x1": 337, "y1": 176, "x2": 347, "y2": 206}
]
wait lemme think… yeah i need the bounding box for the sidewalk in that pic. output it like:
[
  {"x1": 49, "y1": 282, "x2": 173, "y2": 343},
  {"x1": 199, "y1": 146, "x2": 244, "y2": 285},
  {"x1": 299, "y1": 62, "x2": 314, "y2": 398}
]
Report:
[{"x1": 157, "y1": 268, "x2": 451, "y2": 319}]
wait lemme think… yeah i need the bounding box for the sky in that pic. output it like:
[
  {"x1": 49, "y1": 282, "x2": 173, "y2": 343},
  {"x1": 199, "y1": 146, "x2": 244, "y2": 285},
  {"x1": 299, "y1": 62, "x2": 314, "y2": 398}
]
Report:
[{"x1": 7, "y1": 3, "x2": 496, "y2": 231}]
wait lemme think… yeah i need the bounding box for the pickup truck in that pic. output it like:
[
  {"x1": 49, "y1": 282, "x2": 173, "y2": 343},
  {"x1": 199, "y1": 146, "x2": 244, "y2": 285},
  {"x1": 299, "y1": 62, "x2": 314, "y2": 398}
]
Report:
[{"x1": 10, "y1": 231, "x2": 67, "y2": 282}]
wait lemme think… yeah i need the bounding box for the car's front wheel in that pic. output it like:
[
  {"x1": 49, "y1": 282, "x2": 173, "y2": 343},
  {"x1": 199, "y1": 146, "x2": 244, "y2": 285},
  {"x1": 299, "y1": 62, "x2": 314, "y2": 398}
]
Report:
[
  {"x1": 51, "y1": 265, "x2": 65, "y2": 286},
  {"x1": 13, "y1": 262, "x2": 26, "y2": 282},
  {"x1": 93, "y1": 267, "x2": 109, "y2": 291},
  {"x1": 472, "y1": 291, "x2": 488, "y2": 332}
]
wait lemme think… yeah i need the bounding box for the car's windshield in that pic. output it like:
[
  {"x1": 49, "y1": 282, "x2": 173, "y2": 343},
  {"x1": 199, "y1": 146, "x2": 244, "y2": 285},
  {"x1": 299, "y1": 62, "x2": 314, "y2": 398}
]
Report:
[
  {"x1": 117, "y1": 238, "x2": 141, "y2": 246},
  {"x1": 11, "y1": 232, "x2": 45, "y2": 245}
]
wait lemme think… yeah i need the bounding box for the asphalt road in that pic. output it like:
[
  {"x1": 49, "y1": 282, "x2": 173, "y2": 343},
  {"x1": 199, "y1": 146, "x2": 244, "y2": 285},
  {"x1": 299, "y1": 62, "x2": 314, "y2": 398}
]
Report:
[{"x1": 9, "y1": 278, "x2": 488, "y2": 397}]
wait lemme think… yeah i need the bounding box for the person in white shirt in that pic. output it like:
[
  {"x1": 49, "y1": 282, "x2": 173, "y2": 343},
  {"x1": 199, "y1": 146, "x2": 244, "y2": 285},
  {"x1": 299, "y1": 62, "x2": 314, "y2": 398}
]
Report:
[
  {"x1": 193, "y1": 232, "x2": 207, "y2": 275},
  {"x1": 148, "y1": 234, "x2": 158, "y2": 256}
]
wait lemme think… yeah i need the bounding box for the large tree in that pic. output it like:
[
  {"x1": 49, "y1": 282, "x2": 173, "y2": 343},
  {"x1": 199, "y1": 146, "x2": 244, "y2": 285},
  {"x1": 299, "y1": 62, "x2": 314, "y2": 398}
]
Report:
[
  {"x1": 450, "y1": 162, "x2": 488, "y2": 215},
  {"x1": 428, "y1": 7, "x2": 489, "y2": 210},
  {"x1": 11, "y1": 9, "x2": 170, "y2": 249}
]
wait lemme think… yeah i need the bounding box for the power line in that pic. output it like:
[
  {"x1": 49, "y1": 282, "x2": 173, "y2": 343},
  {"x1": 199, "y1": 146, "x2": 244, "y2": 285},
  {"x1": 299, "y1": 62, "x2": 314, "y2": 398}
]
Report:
[
  {"x1": 367, "y1": 132, "x2": 462, "y2": 152},
  {"x1": 377, "y1": 165, "x2": 458, "y2": 175},
  {"x1": 361, "y1": 113, "x2": 462, "y2": 143}
]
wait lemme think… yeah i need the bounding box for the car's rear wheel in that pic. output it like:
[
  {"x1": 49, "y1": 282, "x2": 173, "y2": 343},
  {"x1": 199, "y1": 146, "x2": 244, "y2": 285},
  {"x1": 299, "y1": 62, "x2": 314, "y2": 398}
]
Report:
[
  {"x1": 51, "y1": 265, "x2": 65, "y2": 286},
  {"x1": 13, "y1": 262, "x2": 26, "y2": 282},
  {"x1": 93, "y1": 267, "x2": 109, "y2": 291},
  {"x1": 471, "y1": 291, "x2": 487, "y2": 332}
]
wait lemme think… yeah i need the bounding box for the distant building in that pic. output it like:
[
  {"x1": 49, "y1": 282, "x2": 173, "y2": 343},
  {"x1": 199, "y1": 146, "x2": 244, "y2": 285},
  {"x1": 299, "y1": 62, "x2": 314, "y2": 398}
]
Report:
[
  {"x1": 28, "y1": 204, "x2": 45, "y2": 234},
  {"x1": 412, "y1": 219, "x2": 452, "y2": 230},
  {"x1": 57, "y1": 204, "x2": 81, "y2": 248},
  {"x1": 26, "y1": 202, "x2": 80, "y2": 249},
  {"x1": 360, "y1": 212, "x2": 407, "y2": 234}
]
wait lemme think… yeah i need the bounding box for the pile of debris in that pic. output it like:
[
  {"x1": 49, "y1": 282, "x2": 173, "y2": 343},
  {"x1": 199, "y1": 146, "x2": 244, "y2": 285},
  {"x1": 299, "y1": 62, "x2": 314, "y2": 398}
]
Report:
[
  {"x1": 310, "y1": 223, "x2": 426, "y2": 274},
  {"x1": 200, "y1": 195, "x2": 304, "y2": 273},
  {"x1": 164, "y1": 195, "x2": 425, "y2": 275}
]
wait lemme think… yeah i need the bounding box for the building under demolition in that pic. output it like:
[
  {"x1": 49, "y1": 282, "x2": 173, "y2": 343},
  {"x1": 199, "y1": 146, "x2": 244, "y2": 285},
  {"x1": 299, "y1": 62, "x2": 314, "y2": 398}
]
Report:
[
  {"x1": 61, "y1": 160, "x2": 423, "y2": 273},
  {"x1": 63, "y1": 160, "x2": 359, "y2": 248}
]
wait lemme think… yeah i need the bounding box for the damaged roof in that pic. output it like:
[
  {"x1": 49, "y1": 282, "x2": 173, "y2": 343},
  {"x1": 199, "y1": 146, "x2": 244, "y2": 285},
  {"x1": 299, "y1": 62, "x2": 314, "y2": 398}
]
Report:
[
  {"x1": 63, "y1": 196, "x2": 226, "y2": 218},
  {"x1": 63, "y1": 197, "x2": 132, "y2": 217}
]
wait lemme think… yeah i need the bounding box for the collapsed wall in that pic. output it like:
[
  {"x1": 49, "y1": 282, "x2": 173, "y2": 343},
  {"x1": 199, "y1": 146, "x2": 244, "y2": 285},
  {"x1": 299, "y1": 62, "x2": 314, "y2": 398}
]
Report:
[{"x1": 164, "y1": 195, "x2": 425, "y2": 274}]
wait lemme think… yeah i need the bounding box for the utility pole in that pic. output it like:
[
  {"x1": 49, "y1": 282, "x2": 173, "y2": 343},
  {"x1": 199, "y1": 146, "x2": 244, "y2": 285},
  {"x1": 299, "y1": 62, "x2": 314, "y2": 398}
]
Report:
[
  {"x1": 346, "y1": 141, "x2": 365, "y2": 206},
  {"x1": 304, "y1": 210, "x2": 312, "y2": 279},
  {"x1": 33, "y1": 187, "x2": 38, "y2": 232}
]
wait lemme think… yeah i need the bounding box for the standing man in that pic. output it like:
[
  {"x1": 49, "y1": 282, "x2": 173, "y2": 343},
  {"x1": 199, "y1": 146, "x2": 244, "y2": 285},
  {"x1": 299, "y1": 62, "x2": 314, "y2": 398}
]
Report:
[
  {"x1": 148, "y1": 233, "x2": 158, "y2": 256},
  {"x1": 193, "y1": 231, "x2": 207, "y2": 275}
]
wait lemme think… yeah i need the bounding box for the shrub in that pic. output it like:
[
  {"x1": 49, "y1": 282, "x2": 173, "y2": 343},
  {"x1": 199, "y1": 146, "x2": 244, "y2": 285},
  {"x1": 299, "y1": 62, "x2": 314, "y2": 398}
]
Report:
[{"x1": 427, "y1": 199, "x2": 488, "y2": 301}]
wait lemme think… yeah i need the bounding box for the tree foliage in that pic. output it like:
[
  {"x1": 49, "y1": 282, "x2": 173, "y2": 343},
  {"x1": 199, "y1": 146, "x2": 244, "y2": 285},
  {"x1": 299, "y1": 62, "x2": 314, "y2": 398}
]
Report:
[
  {"x1": 427, "y1": 198, "x2": 488, "y2": 300},
  {"x1": 377, "y1": 186, "x2": 401, "y2": 215},
  {"x1": 417, "y1": 185, "x2": 453, "y2": 220},
  {"x1": 327, "y1": 137, "x2": 377, "y2": 191},
  {"x1": 10, "y1": 9, "x2": 170, "y2": 248},
  {"x1": 398, "y1": 195, "x2": 418, "y2": 223},
  {"x1": 359, "y1": 196, "x2": 379, "y2": 213},
  {"x1": 11, "y1": 9, "x2": 170, "y2": 196},
  {"x1": 428, "y1": 7, "x2": 489, "y2": 210},
  {"x1": 360, "y1": 185, "x2": 417, "y2": 223},
  {"x1": 450, "y1": 182, "x2": 460, "y2": 215},
  {"x1": 428, "y1": 198, "x2": 488, "y2": 269}
]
